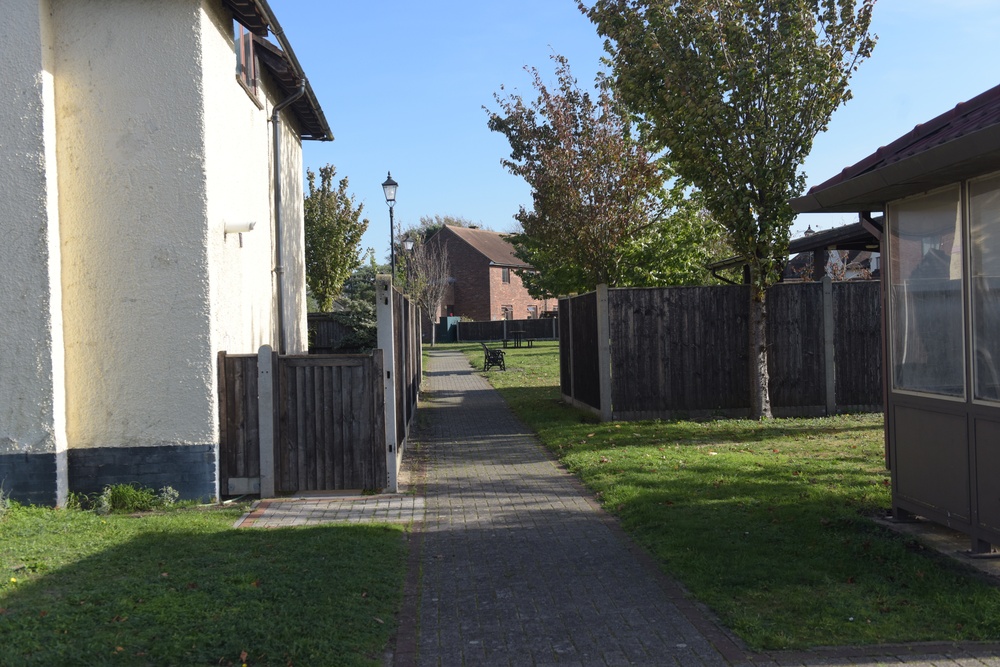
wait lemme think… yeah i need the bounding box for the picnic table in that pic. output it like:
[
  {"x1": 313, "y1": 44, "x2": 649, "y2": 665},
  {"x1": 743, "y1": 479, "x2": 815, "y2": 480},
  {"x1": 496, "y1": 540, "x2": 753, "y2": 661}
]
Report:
[{"x1": 504, "y1": 330, "x2": 532, "y2": 348}]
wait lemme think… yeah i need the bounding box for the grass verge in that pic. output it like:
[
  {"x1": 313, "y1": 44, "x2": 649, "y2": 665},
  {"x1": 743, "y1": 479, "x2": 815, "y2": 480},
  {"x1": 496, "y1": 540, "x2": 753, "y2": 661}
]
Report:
[
  {"x1": 0, "y1": 503, "x2": 406, "y2": 666},
  {"x1": 447, "y1": 341, "x2": 1000, "y2": 650}
]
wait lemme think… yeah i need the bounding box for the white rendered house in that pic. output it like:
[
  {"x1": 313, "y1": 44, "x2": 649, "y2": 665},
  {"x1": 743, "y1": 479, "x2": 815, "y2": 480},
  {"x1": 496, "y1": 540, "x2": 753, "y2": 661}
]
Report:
[{"x1": 0, "y1": 0, "x2": 331, "y2": 505}]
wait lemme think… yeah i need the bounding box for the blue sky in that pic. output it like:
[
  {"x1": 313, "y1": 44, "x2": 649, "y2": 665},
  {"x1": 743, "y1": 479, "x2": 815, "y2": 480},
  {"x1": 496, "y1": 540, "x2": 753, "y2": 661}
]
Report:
[{"x1": 268, "y1": 1, "x2": 1000, "y2": 262}]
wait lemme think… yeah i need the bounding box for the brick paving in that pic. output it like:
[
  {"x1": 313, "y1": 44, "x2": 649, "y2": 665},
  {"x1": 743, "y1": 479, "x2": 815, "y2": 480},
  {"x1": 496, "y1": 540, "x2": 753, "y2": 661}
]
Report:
[
  {"x1": 236, "y1": 494, "x2": 424, "y2": 528},
  {"x1": 240, "y1": 348, "x2": 1000, "y2": 666}
]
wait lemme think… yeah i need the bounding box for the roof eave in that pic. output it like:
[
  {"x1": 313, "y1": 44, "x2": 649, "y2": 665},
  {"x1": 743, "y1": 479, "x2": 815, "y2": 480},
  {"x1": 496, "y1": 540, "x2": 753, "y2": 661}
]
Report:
[
  {"x1": 223, "y1": 0, "x2": 333, "y2": 142},
  {"x1": 792, "y1": 123, "x2": 1000, "y2": 213}
]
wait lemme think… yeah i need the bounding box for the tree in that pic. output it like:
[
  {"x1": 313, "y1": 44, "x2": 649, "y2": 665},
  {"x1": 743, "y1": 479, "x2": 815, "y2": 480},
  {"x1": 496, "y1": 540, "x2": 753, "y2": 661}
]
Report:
[
  {"x1": 414, "y1": 215, "x2": 484, "y2": 239},
  {"x1": 402, "y1": 237, "x2": 451, "y2": 346},
  {"x1": 326, "y1": 251, "x2": 382, "y2": 353},
  {"x1": 583, "y1": 0, "x2": 876, "y2": 417},
  {"x1": 304, "y1": 164, "x2": 370, "y2": 311},
  {"x1": 486, "y1": 54, "x2": 721, "y2": 298}
]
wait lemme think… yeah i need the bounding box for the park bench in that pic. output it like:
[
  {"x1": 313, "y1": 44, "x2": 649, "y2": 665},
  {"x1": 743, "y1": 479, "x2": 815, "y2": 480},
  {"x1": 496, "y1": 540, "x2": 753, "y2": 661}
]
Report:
[{"x1": 480, "y1": 342, "x2": 506, "y2": 371}]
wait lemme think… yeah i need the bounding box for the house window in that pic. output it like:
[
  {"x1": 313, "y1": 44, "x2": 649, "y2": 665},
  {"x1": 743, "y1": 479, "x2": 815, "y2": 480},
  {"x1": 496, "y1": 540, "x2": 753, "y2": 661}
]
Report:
[
  {"x1": 887, "y1": 185, "x2": 964, "y2": 397},
  {"x1": 501, "y1": 267, "x2": 511, "y2": 284},
  {"x1": 501, "y1": 305, "x2": 513, "y2": 320},
  {"x1": 235, "y1": 22, "x2": 258, "y2": 94},
  {"x1": 527, "y1": 305, "x2": 538, "y2": 319}
]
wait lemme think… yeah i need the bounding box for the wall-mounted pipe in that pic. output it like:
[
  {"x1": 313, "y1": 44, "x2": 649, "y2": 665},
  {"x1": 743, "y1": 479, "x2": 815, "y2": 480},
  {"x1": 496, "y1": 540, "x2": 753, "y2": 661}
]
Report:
[{"x1": 271, "y1": 82, "x2": 305, "y2": 355}]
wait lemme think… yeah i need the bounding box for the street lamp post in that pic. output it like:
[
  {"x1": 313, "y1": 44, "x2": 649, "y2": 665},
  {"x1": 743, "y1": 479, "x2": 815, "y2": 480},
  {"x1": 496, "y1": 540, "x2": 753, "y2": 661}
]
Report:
[{"x1": 382, "y1": 172, "x2": 398, "y2": 280}]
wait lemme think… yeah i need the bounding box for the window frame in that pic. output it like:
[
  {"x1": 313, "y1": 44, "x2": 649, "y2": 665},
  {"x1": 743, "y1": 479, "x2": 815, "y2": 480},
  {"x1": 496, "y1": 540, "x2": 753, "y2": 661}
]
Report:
[
  {"x1": 886, "y1": 184, "x2": 966, "y2": 401},
  {"x1": 234, "y1": 22, "x2": 261, "y2": 105}
]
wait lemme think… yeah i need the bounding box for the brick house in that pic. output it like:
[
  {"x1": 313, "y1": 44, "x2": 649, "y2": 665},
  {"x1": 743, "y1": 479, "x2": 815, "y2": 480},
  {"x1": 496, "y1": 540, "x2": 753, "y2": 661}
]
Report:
[{"x1": 427, "y1": 225, "x2": 554, "y2": 321}]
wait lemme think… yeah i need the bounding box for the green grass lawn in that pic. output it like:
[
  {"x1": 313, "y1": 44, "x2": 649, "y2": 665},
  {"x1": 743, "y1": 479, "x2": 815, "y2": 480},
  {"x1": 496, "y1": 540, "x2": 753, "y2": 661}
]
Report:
[
  {"x1": 0, "y1": 503, "x2": 406, "y2": 666},
  {"x1": 452, "y1": 340, "x2": 1000, "y2": 650}
]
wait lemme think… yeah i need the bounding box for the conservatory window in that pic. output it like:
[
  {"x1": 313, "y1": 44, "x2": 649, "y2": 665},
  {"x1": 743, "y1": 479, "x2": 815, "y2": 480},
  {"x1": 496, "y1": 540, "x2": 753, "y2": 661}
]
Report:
[
  {"x1": 888, "y1": 186, "x2": 964, "y2": 397},
  {"x1": 970, "y1": 173, "x2": 1000, "y2": 401}
]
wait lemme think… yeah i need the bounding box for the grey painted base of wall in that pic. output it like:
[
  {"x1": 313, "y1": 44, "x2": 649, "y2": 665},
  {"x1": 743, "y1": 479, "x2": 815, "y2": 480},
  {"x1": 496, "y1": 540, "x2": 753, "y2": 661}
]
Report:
[
  {"x1": 69, "y1": 445, "x2": 216, "y2": 502},
  {"x1": 0, "y1": 451, "x2": 59, "y2": 506}
]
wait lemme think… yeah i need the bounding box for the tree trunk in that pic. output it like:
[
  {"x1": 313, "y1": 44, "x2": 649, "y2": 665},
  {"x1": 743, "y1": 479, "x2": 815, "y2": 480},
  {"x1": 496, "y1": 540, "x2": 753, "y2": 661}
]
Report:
[
  {"x1": 430, "y1": 313, "x2": 436, "y2": 347},
  {"x1": 749, "y1": 284, "x2": 772, "y2": 419}
]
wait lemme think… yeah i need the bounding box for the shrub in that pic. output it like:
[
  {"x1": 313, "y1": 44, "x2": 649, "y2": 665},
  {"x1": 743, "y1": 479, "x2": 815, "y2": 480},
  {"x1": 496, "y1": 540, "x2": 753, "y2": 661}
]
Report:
[{"x1": 95, "y1": 483, "x2": 179, "y2": 514}]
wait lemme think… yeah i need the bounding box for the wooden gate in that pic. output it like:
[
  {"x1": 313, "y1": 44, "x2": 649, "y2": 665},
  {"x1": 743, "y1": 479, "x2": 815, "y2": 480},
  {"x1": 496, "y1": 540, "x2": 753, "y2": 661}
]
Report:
[
  {"x1": 275, "y1": 354, "x2": 386, "y2": 493},
  {"x1": 218, "y1": 350, "x2": 387, "y2": 495}
]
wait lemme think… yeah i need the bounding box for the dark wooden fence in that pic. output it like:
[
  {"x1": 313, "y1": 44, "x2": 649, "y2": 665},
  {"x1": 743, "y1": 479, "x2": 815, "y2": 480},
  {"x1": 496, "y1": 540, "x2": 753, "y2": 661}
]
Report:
[
  {"x1": 457, "y1": 318, "x2": 559, "y2": 342},
  {"x1": 217, "y1": 353, "x2": 260, "y2": 495},
  {"x1": 307, "y1": 313, "x2": 355, "y2": 353},
  {"x1": 217, "y1": 350, "x2": 386, "y2": 495},
  {"x1": 217, "y1": 276, "x2": 422, "y2": 496},
  {"x1": 560, "y1": 292, "x2": 602, "y2": 412},
  {"x1": 560, "y1": 280, "x2": 882, "y2": 420}
]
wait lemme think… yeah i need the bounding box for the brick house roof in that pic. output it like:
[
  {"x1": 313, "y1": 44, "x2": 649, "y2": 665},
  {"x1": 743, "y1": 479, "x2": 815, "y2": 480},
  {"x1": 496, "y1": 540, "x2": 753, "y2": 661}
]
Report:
[
  {"x1": 791, "y1": 82, "x2": 1000, "y2": 213},
  {"x1": 441, "y1": 226, "x2": 532, "y2": 268}
]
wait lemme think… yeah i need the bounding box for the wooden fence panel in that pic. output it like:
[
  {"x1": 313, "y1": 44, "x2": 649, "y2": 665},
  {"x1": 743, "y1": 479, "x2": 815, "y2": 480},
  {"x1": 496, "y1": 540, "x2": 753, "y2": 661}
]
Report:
[
  {"x1": 834, "y1": 281, "x2": 882, "y2": 408},
  {"x1": 307, "y1": 313, "x2": 356, "y2": 353},
  {"x1": 768, "y1": 283, "x2": 826, "y2": 413},
  {"x1": 559, "y1": 298, "x2": 573, "y2": 396},
  {"x1": 217, "y1": 352, "x2": 261, "y2": 495},
  {"x1": 275, "y1": 354, "x2": 387, "y2": 493},
  {"x1": 570, "y1": 292, "x2": 601, "y2": 410},
  {"x1": 609, "y1": 286, "x2": 749, "y2": 418},
  {"x1": 563, "y1": 281, "x2": 882, "y2": 421}
]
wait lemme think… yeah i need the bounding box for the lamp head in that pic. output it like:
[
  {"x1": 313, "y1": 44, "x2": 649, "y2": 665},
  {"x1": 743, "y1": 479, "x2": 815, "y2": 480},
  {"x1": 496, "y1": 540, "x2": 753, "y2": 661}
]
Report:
[{"x1": 382, "y1": 172, "x2": 398, "y2": 207}]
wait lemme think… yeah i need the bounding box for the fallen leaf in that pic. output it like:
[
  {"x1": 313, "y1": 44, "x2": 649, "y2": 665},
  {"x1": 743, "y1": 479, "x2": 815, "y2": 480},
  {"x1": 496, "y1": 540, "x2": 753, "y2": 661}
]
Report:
[
  {"x1": 373, "y1": 616, "x2": 384, "y2": 624},
  {"x1": 39, "y1": 610, "x2": 48, "y2": 618},
  {"x1": 251, "y1": 579, "x2": 261, "y2": 588},
  {"x1": 241, "y1": 650, "x2": 249, "y2": 661}
]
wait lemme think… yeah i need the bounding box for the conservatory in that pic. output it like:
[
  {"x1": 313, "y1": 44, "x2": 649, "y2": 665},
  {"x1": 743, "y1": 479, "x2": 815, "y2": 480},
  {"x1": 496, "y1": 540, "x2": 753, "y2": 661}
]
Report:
[{"x1": 792, "y1": 83, "x2": 1000, "y2": 552}]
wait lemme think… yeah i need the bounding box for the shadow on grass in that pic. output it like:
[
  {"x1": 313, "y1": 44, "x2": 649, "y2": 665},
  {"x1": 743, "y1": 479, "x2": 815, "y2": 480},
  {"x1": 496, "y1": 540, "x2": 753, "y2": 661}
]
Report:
[{"x1": 0, "y1": 521, "x2": 405, "y2": 667}]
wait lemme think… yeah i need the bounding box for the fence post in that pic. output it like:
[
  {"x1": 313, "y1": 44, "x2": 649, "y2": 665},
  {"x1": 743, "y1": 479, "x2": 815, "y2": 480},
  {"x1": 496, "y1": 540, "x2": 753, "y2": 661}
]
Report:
[
  {"x1": 597, "y1": 284, "x2": 613, "y2": 422},
  {"x1": 257, "y1": 345, "x2": 276, "y2": 498},
  {"x1": 823, "y1": 276, "x2": 837, "y2": 415},
  {"x1": 376, "y1": 275, "x2": 399, "y2": 492}
]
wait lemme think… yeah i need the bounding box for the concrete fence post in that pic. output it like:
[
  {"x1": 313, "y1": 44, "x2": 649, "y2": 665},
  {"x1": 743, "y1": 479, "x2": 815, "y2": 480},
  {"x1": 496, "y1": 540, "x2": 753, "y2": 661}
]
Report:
[
  {"x1": 257, "y1": 345, "x2": 275, "y2": 498},
  {"x1": 376, "y1": 274, "x2": 399, "y2": 492},
  {"x1": 597, "y1": 284, "x2": 613, "y2": 422},
  {"x1": 823, "y1": 276, "x2": 837, "y2": 415}
]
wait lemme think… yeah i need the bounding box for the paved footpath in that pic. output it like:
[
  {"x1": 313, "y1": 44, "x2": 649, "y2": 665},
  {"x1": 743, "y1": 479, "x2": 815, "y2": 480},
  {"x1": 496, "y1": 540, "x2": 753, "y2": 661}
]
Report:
[
  {"x1": 395, "y1": 350, "x2": 1000, "y2": 667},
  {"x1": 242, "y1": 349, "x2": 1000, "y2": 666}
]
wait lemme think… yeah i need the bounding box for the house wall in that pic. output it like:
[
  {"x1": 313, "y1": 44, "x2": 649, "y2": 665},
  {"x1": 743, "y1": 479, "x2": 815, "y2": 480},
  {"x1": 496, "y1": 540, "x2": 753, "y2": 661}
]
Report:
[
  {"x1": 0, "y1": 0, "x2": 68, "y2": 506},
  {"x1": 428, "y1": 226, "x2": 549, "y2": 322},
  {"x1": 438, "y1": 230, "x2": 492, "y2": 321},
  {"x1": 1, "y1": 0, "x2": 312, "y2": 505},
  {"x1": 488, "y1": 266, "x2": 546, "y2": 320},
  {"x1": 50, "y1": 0, "x2": 227, "y2": 500},
  {"x1": 203, "y1": 4, "x2": 308, "y2": 361}
]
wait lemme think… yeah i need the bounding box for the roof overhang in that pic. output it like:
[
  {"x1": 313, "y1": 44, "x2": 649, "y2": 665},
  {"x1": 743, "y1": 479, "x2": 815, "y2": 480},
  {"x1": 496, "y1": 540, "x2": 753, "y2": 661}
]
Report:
[
  {"x1": 222, "y1": 0, "x2": 333, "y2": 141},
  {"x1": 792, "y1": 83, "x2": 1000, "y2": 214},
  {"x1": 708, "y1": 218, "x2": 881, "y2": 273}
]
